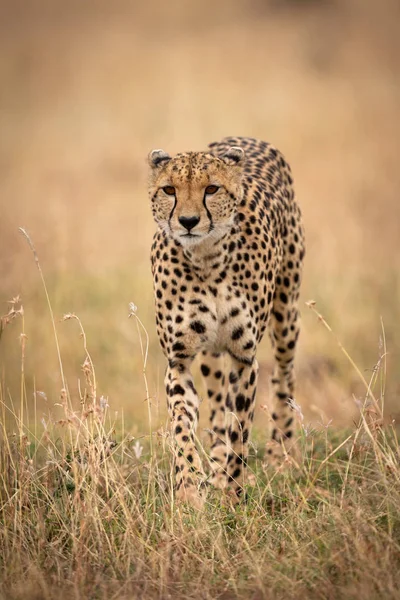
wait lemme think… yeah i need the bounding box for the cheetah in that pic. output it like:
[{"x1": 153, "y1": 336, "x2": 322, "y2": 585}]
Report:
[{"x1": 148, "y1": 136, "x2": 305, "y2": 507}]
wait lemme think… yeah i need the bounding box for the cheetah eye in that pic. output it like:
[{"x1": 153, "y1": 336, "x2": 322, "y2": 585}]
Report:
[
  {"x1": 205, "y1": 185, "x2": 219, "y2": 195},
  {"x1": 163, "y1": 186, "x2": 176, "y2": 196}
]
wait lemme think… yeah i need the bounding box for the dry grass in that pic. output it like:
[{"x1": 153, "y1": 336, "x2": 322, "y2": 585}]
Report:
[
  {"x1": 1, "y1": 1, "x2": 400, "y2": 597},
  {"x1": 1, "y1": 0, "x2": 400, "y2": 425},
  {"x1": 1, "y1": 289, "x2": 400, "y2": 600}
]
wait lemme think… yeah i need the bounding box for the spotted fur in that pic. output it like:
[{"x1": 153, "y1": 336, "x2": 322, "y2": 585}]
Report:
[{"x1": 148, "y1": 137, "x2": 305, "y2": 507}]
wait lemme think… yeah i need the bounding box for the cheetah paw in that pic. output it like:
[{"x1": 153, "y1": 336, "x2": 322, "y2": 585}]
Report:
[
  {"x1": 209, "y1": 471, "x2": 228, "y2": 490},
  {"x1": 175, "y1": 485, "x2": 205, "y2": 510}
]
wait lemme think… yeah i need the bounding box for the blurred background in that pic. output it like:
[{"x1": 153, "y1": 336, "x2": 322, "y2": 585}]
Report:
[{"x1": 1, "y1": 0, "x2": 399, "y2": 436}]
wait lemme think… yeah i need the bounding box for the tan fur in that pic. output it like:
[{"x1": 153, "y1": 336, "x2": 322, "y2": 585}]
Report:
[{"x1": 148, "y1": 137, "x2": 305, "y2": 507}]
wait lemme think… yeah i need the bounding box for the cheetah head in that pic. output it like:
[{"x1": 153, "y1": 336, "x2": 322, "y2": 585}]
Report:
[{"x1": 147, "y1": 147, "x2": 245, "y2": 247}]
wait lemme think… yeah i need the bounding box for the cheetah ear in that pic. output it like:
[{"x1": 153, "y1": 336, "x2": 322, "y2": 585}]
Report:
[
  {"x1": 148, "y1": 149, "x2": 171, "y2": 168},
  {"x1": 222, "y1": 146, "x2": 245, "y2": 166}
]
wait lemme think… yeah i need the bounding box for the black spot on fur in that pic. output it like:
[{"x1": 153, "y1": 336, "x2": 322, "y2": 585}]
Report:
[
  {"x1": 200, "y1": 364, "x2": 210, "y2": 376},
  {"x1": 232, "y1": 327, "x2": 244, "y2": 340},
  {"x1": 190, "y1": 321, "x2": 206, "y2": 334}
]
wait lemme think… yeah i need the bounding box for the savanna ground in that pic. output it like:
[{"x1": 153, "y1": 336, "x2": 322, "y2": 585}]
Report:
[{"x1": 1, "y1": 1, "x2": 400, "y2": 598}]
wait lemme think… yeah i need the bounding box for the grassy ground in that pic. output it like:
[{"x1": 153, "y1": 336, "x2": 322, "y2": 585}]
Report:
[
  {"x1": 1, "y1": 0, "x2": 400, "y2": 427},
  {"x1": 2, "y1": 429, "x2": 400, "y2": 600},
  {"x1": 1, "y1": 1, "x2": 400, "y2": 598},
  {"x1": 1, "y1": 285, "x2": 399, "y2": 600},
  {"x1": 1, "y1": 393, "x2": 400, "y2": 600}
]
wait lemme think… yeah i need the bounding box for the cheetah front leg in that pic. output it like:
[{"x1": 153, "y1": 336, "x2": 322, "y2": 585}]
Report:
[
  {"x1": 224, "y1": 357, "x2": 259, "y2": 498},
  {"x1": 200, "y1": 351, "x2": 229, "y2": 489},
  {"x1": 165, "y1": 362, "x2": 206, "y2": 509}
]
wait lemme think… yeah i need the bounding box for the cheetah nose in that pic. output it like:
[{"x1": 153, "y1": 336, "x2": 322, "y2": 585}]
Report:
[{"x1": 178, "y1": 216, "x2": 200, "y2": 232}]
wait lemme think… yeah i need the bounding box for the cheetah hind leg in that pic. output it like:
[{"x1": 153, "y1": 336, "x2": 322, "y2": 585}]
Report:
[
  {"x1": 200, "y1": 351, "x2": 229, "y2": 490},
  {"x1": 265, "y1": 298, "x2": 302, "y2": 470}
]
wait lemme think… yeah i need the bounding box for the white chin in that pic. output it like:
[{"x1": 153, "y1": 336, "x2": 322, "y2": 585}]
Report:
[{"x1": 177, "y1": 234, "x2": 204, "y2": 246}]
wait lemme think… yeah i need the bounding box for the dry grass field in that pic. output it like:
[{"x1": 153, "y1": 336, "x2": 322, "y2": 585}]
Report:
[{"x1": 1, "y1": 1, "x2": 400, "y2": 598}]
